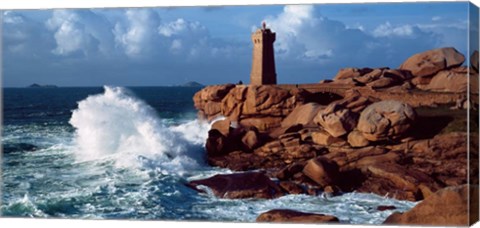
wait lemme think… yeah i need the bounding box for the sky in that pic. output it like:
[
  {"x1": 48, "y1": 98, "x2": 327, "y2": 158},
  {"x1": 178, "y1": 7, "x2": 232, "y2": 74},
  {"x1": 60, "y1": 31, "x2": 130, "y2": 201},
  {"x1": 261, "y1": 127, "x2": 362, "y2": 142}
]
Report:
[{"x1": 2, "y1": 2, "x2": 477, "y2": 87}]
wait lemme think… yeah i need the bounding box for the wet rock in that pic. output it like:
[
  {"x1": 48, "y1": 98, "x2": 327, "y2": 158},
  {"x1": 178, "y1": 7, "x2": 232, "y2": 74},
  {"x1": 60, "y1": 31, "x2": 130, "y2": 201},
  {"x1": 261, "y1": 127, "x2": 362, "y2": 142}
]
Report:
[
  {"x1": 357, "y1": 163, "x2": 440, "y2": 201},
  {"x1": 211, "y1": 119, "x2": 232, "y2": 137},
  {"x1": 303, "y1": 157, "x2": 339, "y2": 187},
  {"x1": 205, "y1": 129, "x2": 229, "y2": 157},
  {"x1": 323, "y1": 185, "x2": 342, "y2": 196},
  {"x1": 377, "y1": 205, "x2": 397, "y2": 211},
  {"x1": 275, "y1": 162, "x2": 306, "y2": 180},
  {"x1": 241, "y1": 129, "x2": 262, "y2": 151},
  {"x1": 256, "y1": 209, "x2": 339, "y2": 223},
  {"x1": 188, "y1": 172, "x2": 284, "y2": 199},
  {"x1": 279, "y1": 181, "x2": 305, "y2": 194},
  {"x1": 357, "y1": 100, "x2": 416, "y2": 141},
  {"x1": 400, "y1": 47, "x2": 465, "y2": 77}
]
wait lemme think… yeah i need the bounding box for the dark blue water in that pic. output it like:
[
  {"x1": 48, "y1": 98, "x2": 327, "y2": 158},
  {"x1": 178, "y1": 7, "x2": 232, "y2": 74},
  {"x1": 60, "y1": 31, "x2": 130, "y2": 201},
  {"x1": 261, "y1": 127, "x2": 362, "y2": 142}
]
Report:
[
  {"x1": 3, "y1": 87, "x2": 199, "y2": 125},
  {"x1": 1, "y1": 86, "x2": 415, "y2": 222}
]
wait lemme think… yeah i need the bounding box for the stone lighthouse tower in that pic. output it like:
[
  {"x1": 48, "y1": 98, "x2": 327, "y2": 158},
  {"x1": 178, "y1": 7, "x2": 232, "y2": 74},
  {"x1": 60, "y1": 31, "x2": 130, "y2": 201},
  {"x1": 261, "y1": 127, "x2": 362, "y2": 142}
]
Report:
[{"x1": 250, "y1": 22, "x2": 277, "y2": 85}]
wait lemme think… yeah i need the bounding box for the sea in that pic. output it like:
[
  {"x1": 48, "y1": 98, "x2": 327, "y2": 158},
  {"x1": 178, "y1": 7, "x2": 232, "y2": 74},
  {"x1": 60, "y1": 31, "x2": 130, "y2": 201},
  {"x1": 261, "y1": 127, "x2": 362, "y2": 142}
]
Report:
[{"x1": 1, "y1": 86, "x2": 416, "y2": 223}]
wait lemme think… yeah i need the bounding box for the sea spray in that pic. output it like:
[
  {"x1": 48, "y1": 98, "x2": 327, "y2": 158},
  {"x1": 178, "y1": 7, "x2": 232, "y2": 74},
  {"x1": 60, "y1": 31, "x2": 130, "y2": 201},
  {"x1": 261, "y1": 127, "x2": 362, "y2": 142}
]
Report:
[{"x1": 69, "y1": 86, "x2": 209, "y2": 174}]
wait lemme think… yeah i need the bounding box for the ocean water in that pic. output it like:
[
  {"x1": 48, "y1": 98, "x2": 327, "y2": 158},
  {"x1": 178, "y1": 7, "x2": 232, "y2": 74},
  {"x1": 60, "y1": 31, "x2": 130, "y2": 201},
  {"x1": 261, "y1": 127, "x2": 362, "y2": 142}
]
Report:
[{"x1": 1, "y1": 86, "x2": 416, "y2": 223}]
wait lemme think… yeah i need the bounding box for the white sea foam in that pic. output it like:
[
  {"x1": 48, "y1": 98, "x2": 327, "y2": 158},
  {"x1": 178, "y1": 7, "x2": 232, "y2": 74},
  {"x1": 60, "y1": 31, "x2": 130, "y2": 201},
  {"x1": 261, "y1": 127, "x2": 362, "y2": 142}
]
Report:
[{"x1": 69, "y1": 86, "x2": 210, "y2": 174}]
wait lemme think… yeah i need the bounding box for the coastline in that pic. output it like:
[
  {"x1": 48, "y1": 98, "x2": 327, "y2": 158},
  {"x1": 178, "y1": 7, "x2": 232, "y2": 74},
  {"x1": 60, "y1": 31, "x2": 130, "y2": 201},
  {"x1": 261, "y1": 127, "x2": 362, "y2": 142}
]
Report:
[{"x1": 189, "y1": 47, "x2": 479, "y2": 225}]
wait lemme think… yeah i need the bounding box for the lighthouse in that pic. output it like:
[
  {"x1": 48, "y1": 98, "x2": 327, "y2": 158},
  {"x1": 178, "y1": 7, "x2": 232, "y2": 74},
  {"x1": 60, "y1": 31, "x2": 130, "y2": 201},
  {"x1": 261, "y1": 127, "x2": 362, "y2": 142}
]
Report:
[{"x1": 250, "y1": 22, "x2": 277, "y2": 85}]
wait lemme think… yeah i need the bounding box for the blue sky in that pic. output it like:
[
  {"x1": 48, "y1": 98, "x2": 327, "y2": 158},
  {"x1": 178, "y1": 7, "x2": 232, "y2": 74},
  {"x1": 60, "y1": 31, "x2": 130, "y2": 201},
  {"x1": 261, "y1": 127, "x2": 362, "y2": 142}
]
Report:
[{"x1": 2, "y1": 2, "x2": 476, "y2": 87}]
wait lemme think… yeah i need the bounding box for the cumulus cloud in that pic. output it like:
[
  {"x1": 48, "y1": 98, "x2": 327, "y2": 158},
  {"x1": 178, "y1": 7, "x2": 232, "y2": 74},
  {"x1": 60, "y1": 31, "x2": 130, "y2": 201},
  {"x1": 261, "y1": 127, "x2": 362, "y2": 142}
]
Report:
[
  {"x1": 257, "y1": 4, "x2": 449, "y2": 82},
  {"x1": 263, "y1": 5, "x2": 374, "y2": 63},
  {"x1": 3, "y1": 11, "x2": 54, "y2": 55},
  {"x1": 2, "y1": 6, "x2": 468, "y2": 86},
  {"x1": 373, "y1": 22, "x2": 416, "y2": 37},
  {"x1": 112, "y1": 9, "x2": 163, "y2": 58},
  {"x1": 45, "y1": 10, "x2": 115, "y2": 57},
  {"x1": 157, "y1": 18, "x2": 210, "y2": 57}
]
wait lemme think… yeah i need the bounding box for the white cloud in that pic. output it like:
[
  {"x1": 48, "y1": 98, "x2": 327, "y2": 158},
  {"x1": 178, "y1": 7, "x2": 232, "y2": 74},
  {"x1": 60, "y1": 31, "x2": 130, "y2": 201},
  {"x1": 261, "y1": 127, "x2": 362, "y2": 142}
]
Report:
[
  {"x1": 113, "y1": 9, "x2": 162, "y2": 58},
  {"x1": 157, "y1": 18, "x2": 211, "y2": 57},
  {"x1": 264, "y1": 5, "x2": 373, "y2": 62},
  {"x1": 372, "y1": 22, "x2": 415, "y2": 37},
  {"x1": 46, "y1": 10, "x2": 91, "y2": 56},
  {"x1": 45, "y1": 10, "x2": 115, "y2": 57},
  {"x1": 3, "y1": 11, "x2": 24, "y2": 24},
  {"x1": 432, "y1": 16, "x2": 441, "y2": 21}
]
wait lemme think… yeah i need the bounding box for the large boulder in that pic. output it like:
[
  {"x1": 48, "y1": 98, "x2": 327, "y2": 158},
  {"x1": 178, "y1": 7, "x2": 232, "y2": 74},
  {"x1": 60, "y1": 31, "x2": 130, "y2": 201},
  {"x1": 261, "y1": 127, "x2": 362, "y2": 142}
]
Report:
[
  {"x1": 367, "y1": 77, "x2": 396, "y2": 89},
  {"x1": 347, "y1": 130, "x2": 370, "y2": 147},
  {"x1": 334, "y1": 67, "x2": 373, "y2": 80},
  {"x1": 188, "y1": 172, "x2": 284, "y2": 199},
  {"x1": 243, "y1": 85, "x2": 293, "y2": 116},
  {"x1": 313, "y1": 103, "x2": 358, "y2": 137},
  {"x1": 196, "y1": 84, "x2": 235, "y2": 102},
  {"x1": 281, "y1": 103, "x2": 322, "y2": 128},
  {"x1": 311, "y1": 130, "x2": 344, "y2": 146},
  {"x1": 211, "y1": 119, "x2": 232, "y2": 137},
  {"x1": 399, "y1": 47, "x2": 465, "y2": 77},
  {"x1": 205, "y1": 129, "x2": 229, "y2": 157},
  {"x1": 241, "y1": 129, "x2": 262, "y2": 151},
  {"x1": 239, "y1": 116, "x2": 283, "y2": 132},
  {"x1": 221, "y1": 86, "x2": 248, "y2": 120},
  {"x1": 302, "y1": 157, "x2": 339, "y2": 187},
  {"x1": 357, "y1": 100, "x2": 416, "y2": 141},
  {"x1": 410, "y1": 76, "x2": 432, "y2": 89},
  {"x1": 355, "y1": 68, "x2": 384, "y2": 84},
  {"x1": 384, "y1": 185, "x2": 477, "y2": 226},
  {"x1": 425, "y1": 68, "x2": 468, "y2": 92},
  {"x1": 256, "y1": 209, "x2": 339, "y2": 223}
]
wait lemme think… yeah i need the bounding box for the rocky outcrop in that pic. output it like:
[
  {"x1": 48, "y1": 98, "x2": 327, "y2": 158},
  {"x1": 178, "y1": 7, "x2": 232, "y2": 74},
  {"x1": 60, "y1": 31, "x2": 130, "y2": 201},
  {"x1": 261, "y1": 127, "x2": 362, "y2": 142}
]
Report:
[
  {"x1": 313, "y1": 103, "x2": 358, "y2": 137},
  {"x1": 399, "y1": 47, "x2": 465, "y2": 78},
  {"x1": 188, "y1": 172, "x2": 284, "y2": 199},
  {"x1": 425, "y1": 67, "x2": 468, "y2": 92},
  {"x1": 384, "y1": 185, "x2": 476, "y2": 226},
  {"x1": 357, "y1": 100, "x2": 416, "y2": 141},
  {"x1": 256, "y1": 209, "x2": 339, "y2": 223},
  {"x1": 347, "y1": 130, "x2": 369, "y2": 147},
  {"x1": 281, "y1": 102, "x2": 322, "y2": 128},
  {"x1": 332, "y1": 67, "x2": 411, "y2": 90},
  {"x1": 192, "y1": 47, "x2": 473, "y2": 218},
  {"x1": 302, "y1": 157, "x2": 339, "y2": 187},
  {"x1": 194, "y1": 85, "x2": 305, "y2": 132},
  {"x1": 327, "y1": 47, "x2": 472, "y2": 95}
]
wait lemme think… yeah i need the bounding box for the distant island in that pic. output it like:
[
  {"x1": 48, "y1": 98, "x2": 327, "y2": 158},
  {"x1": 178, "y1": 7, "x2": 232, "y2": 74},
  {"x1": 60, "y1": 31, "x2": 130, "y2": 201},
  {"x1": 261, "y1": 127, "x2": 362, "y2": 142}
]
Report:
[
  {"x1": 179, "y1": 81, "x2": 204, "y2": 87},
  {"x1": 27, "y1": 83, "x2": 58, "y2": 88}
]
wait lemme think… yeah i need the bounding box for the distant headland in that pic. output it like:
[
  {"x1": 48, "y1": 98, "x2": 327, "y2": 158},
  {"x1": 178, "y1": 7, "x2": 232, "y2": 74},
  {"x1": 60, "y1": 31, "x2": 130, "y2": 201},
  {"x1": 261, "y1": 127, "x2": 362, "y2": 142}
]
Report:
[
  {"x1": 179, "y1": 81, "x2": 204, "y2": 87},
  {"x1": 27, "y1": 83, "x2": 58, "y2": 88}
]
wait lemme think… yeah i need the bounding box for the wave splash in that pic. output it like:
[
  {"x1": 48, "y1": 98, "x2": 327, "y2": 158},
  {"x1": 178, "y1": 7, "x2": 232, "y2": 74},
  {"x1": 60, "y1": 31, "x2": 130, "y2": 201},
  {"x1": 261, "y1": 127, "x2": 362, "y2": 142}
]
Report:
[{"x1": 69, "y1": 86, "x2": 209, "y2": 173}]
